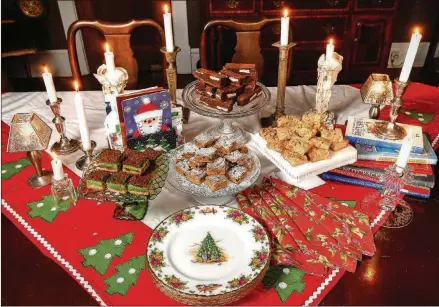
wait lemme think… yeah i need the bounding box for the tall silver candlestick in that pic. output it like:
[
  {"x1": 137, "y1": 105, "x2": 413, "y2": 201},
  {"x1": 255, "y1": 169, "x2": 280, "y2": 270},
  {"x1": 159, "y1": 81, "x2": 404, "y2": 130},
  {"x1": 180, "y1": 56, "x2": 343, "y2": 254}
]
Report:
[{"x1": 47, "y1": 98, "x2": 79, "y2": 155}]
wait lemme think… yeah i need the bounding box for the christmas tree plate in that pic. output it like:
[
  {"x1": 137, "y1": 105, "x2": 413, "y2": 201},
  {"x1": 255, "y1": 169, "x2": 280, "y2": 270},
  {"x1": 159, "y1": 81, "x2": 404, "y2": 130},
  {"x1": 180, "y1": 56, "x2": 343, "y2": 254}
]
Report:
[
  {"x1": 146, "y1": 205, "x2": 271, "y2": 305},
  {"x1": 77, "y1": 152, "x2": 170, "y2": 204},
  {"x1": 167, "y1": 145, "x2": 261, "y2": 204}
]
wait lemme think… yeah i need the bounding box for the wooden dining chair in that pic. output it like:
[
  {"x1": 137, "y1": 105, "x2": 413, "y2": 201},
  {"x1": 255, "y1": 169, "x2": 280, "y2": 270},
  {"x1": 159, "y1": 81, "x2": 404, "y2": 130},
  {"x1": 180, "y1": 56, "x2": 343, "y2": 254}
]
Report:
[
  {"x1": 67, "y1": 19, "x2": 166, "y2": 89},
  {"x1": 200, "y1": 18, "x2": 294, "y2": 83}
]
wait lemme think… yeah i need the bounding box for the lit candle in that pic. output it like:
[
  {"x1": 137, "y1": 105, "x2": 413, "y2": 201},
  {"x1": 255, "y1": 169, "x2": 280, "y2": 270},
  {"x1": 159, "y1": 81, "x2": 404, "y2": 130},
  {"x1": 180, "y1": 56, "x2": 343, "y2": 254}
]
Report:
[
  {"x1": 280, "y1": 9, "x2": 290, "y2": 46},
  {"x1": 42, "y1": 66, "x2": 58, "y2": 103},
  {"x1": 399, "y1": 27, "x2": 422, "y2": 83},
  {"x1": 104, "y1": 43, "x2": 115, "y2": 74},
  {"x1": 163, "y1": 5, "x2": 174, "y2": 52},
  {"x1": 74, "y1": 81, "x2": 91, "y2": 150},
  {"x1": 326, "y1": 38, "x2": 334, "y2": 63},
  {"x1": 51, "y1": 153, "x2": 64, "y2": 181},
  {"x1": 396, "y1": 129, "x2": 413, "y2": 170}
]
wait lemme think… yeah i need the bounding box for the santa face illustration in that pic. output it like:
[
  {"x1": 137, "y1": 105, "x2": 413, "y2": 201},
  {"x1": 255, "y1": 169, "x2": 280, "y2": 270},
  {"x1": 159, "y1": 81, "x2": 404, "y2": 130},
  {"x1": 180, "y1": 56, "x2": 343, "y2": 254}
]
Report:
[{"x1": 134, "y1": 110, "x2": 163, "y2": 136}]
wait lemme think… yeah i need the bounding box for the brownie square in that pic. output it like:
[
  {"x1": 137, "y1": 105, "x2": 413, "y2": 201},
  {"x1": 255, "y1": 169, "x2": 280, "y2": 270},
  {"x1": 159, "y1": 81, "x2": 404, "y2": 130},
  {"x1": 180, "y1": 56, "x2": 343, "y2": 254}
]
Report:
[
  {"x1": 205, "y1": 175, "x2": 228, "y2": 191},
  {"x1": 128, "y1": 174, "x2": 151, "y2": 196},
  {"x1": 86, "y1": 170, "x2": 110, "y2": 191},
  {"x1": 206, "y1": 157, "x2": 227, "y2": 176},
  {"x1": 107, "y1": 173, "x2": 130, "y2": 194},
  {"x1": 227, "y1": 166, "x2": 248, "y2": 184},
  {"x1": 185, "y1": 168, "x2": 207, "y2": 185},
  {"x1": 97, "y1": 149, "x2": 123, "y2": 172}
]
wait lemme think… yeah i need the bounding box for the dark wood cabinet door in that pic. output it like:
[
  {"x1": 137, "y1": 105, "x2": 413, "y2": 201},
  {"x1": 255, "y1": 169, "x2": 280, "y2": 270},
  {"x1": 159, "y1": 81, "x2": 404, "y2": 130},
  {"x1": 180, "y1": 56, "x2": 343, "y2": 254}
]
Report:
[
  {"x1": 350, "y1": 15, "x2": 392, "y2": 67},
  {"x1": 261, "y1": 0, "x2": 350, "y2": 14},
  {"x1": 209, "y1": 0, "x2": 257, "y2": 15},
  {"x1": 355, "y1": 0, "x2": 397, "y2": 11}
]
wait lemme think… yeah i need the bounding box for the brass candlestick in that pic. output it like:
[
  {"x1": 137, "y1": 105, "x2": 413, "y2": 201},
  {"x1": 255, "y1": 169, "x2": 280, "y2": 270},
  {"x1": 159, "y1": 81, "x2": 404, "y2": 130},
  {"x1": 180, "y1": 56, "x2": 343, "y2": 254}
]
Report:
[
  {"x1": 46, "y1": 98, "x2": 80, "y2": 155},
  {"x1": 374, "y1": 78, "x2": 409, "y2": 140},
  {"x1": 261, "y1": 41, "x2": 296, "y2": 127},
  {"x1": 75, "y1": 140, "x2": 97, "y2": 171},
  {"x1": 161, "y1": 46, "x2": 190, "y2": 124}
]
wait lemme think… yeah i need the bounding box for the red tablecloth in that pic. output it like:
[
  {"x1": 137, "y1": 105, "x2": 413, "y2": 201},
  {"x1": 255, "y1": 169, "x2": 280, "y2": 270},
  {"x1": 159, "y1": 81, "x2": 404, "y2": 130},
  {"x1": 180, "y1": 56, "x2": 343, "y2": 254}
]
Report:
[{"x1": 1, "y1": 121, "x2": 390, "y2": 306}]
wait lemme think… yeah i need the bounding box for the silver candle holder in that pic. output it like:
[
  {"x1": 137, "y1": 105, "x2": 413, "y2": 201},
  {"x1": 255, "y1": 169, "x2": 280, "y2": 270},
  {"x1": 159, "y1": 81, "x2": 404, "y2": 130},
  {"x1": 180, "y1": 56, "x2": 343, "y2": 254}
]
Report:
[
  {"x1": 47, "y1": 98, "x2": 79, "y2": 155},
  {"x1": 315, "y1": 52, "x2": 343, "y2": 129},
  {"x1": 75, "y1": 140, "x2": 97, "y2": 171},
  {"x1": 373, "y1": 78, "x2": 410, "y2": 140}
]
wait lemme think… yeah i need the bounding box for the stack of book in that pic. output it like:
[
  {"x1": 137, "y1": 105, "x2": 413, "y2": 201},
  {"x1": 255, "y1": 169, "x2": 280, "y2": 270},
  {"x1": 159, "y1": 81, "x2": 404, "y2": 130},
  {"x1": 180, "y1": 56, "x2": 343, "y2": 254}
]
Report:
[{"x1": 321, "y1": 117, "x2": 437, "y2": 199}]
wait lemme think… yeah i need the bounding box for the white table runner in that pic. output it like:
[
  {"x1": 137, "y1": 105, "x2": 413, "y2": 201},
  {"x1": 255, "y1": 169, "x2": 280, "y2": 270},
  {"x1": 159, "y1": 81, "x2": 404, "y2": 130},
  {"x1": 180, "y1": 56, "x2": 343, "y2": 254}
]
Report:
[{"x1": 1, "y1": 85, "x2": 369, "y2": 228}]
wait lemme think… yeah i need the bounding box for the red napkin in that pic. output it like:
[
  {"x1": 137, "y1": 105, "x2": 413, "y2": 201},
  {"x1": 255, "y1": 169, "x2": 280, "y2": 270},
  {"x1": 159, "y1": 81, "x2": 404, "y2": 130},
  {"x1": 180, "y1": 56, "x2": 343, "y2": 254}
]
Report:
[
  {"x1": 256, "y1": 186, "x2": 358, "y2": 272},
  {"x1": 270, "y1": 177, "x2": 376, "y2": 257},
  {"x1": 240, "y1": 189, "x2": 327, "y2": 276}
]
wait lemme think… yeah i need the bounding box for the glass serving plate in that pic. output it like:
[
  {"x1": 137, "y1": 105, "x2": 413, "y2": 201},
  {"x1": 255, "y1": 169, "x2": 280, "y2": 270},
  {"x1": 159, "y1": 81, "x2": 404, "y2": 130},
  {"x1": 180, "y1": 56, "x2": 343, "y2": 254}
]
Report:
[
  {"x1": 182, "y1": 81, "x2": 271, "y2": 144},
  {"x1": 167, "y1": 144, "x2": 261, "y2": 205}
]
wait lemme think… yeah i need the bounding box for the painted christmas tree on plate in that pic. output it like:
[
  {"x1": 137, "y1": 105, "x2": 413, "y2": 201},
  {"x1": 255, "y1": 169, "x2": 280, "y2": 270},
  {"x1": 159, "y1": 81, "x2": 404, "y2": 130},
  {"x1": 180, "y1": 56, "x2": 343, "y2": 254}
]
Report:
[{"x1": 191, "y1": 232, "x2": 227, "y2": 264}]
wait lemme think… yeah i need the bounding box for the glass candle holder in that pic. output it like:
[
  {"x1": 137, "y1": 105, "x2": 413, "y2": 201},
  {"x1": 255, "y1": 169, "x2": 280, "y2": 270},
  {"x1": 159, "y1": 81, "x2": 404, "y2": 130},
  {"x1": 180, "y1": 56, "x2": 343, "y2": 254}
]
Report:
[
  {"x1": 51, "y1": 175, "x2": 77, "y2": 207},
  {"x1": 360, "y1": 164, "x2": 414, "y2": 228}
]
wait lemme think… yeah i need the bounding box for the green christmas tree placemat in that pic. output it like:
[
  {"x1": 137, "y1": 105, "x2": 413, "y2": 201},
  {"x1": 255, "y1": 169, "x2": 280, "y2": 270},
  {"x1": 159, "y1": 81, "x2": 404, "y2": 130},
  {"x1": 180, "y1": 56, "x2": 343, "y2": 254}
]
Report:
[
  {"x1": 27, "y1": 195, "x2": 73, "y2": 223},
  {"x1": 263, "y1": 266, "x2": 306, "y2": 303},
  {"x1": 400, "y1": 108, "x2": 434, "y2": 124},
  {"x1": 78, "y1": 232, "x2": 134, "y2": 275},
  {"x1": 1, "y1": 158, "x2": 32, "y2": 180},
  {"x1": 104, "y1": 255, "x2": 146, "y2": 295}
]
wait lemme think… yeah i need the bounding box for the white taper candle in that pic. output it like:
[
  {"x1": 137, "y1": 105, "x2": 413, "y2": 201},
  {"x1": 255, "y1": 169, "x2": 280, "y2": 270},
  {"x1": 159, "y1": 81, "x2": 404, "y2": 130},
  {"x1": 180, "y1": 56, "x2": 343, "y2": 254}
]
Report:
[
  {"x1": 51, "y1": 154, "x2": 64, "y2": 180},
  {"x1": 326, "y1": 39, "x2": 334, "y2": 63},
  {"x1": 399, "y1": 28, "x2": 422, "y2": 83},
  {"x1": 396, "y1": 129, "x2": 414, "y2": 170},
  {"x1": 74, "y1": 81, "x2": 91, "y2": 151},
  {"x1": 42, "y1": 66, "x2": 58, "y2": 103},
  {"x1": 280, "y1": 9, "x2": 290, "y2": 46},
  {"x1": 104, "y1": 43, "x2": 115, "y2": 74},
  {"x1": 163, "y1": 5, "x2": 175, "y2": 52}
]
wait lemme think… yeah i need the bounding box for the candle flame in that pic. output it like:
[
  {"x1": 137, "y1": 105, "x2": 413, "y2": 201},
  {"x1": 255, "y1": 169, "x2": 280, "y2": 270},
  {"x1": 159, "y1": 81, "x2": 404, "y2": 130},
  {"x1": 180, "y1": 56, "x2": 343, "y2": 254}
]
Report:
[
  {"x1": 283, "y1": 9, "x2": 288, "y2": 17},
  {"x1": 329, "y1": 38, "x2": 334, "y2": 45},
  {"x1": 414, "y1": 27, "x2": 420, "y2": 34},
  {"x1": 44, "y1": 66, "x2": 48, "y2": 73},
  {"x1": 105, "y1": 42, "x2": 110, "y2": 52},
  {"x1": 74, "y1": 81, "x2": 79, "y2": 92},
  {"x1": 164, "y1": 4, "x2": 168, "y2": 13},
  {"x1": 50, "y1": 152, "x2": 58, "y2": 160}
]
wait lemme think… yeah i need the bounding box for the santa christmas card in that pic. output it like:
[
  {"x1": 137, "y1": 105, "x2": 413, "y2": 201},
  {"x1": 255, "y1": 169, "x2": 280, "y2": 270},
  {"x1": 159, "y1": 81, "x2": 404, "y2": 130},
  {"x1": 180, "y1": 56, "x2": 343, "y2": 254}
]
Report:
[{"x1": 116, "y1": 87, "x2": 177, "y2": 151}]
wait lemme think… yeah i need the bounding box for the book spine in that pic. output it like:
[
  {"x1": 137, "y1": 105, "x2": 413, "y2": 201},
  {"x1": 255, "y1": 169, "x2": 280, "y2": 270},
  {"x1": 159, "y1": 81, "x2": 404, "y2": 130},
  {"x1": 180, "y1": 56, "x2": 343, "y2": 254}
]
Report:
[
  {"x1": 346, "y1": 136, "x2": 423, "y2": 154},
  {"x1": 357, "y1": 153, "x2": 436, "y2": 165},
  {"x1": 329, "y1": 169, "x2": 378, "y2": 182},
  {"x1": 321, "y1": 173, "x2": 430, "y2": 199},
  {"x1": 352, "y1": 161, "x2": 434, "y2": 176}
]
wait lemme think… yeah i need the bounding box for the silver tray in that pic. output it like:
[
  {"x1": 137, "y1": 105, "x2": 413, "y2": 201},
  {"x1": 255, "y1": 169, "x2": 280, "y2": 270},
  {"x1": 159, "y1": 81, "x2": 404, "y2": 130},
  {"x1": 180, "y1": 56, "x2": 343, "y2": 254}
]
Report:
[
  {"x1": 77, "y1": 153, "x2": 170, "y2": 204},
  {"x1": 182, "y1": 80, "x2": 271, "y2": 119},
  {"x1": 167, "y1": 144, "x2": 261, "y2": 198}
]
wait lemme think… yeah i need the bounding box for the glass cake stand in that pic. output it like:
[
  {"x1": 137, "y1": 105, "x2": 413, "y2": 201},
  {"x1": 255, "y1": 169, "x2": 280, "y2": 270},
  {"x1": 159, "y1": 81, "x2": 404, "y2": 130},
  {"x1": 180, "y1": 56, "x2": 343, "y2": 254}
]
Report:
[
  {"x1": 167, "y1": 144, "x2": 261, "y2": 205},
  {"x1": 182, "y1": 81, "x2": 271, "y2": 145}
]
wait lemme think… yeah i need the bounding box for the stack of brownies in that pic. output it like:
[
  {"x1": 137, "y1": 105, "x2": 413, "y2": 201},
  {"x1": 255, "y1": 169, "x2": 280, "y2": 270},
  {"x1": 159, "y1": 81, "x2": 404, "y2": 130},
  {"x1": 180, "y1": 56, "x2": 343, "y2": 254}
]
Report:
[
  {"x1": 193, "y1": 63, "x2": 263, "y2": 112},
  {"x1": 175, "y1": 133, "x2": 255, "y2": 191},
  {"x1": 85, "y1": 148, "x2": 162, "y2": 196}
]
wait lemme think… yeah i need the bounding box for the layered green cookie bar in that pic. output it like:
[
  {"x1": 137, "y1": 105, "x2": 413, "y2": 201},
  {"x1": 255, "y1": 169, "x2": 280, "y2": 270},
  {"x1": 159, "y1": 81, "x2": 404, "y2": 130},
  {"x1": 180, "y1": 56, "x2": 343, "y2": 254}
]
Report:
[
  {"x1": 97, "y1": 149, "x2": 123, "y2": 173},
  {"x1": 123, "y1": 151, "x2": 150, "y2": 175},
  {"x1": 86, "y1": 170, "x2": 110, "y2": 191},
  {"x1": 106, "y1": 173, "x2": 130, "y2": 194},
  {"x1": 127, "y1": 174, "x2": 151, "y2": 196}
]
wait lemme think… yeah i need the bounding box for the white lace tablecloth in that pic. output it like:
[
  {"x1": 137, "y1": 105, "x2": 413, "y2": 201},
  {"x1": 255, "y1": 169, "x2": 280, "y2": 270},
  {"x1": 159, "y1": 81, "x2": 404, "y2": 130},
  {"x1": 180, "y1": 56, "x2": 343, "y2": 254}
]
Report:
[{"x1": 1, "y1": 85, "x2": 369, "y2": 228}]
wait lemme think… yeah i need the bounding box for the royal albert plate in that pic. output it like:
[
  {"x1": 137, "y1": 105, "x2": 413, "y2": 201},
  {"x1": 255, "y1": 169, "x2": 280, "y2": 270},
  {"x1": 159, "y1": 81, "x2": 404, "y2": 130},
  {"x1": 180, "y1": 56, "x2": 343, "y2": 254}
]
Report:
[{"x1": 146, "y1": 205, "x2": 271, "y2": 301}]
